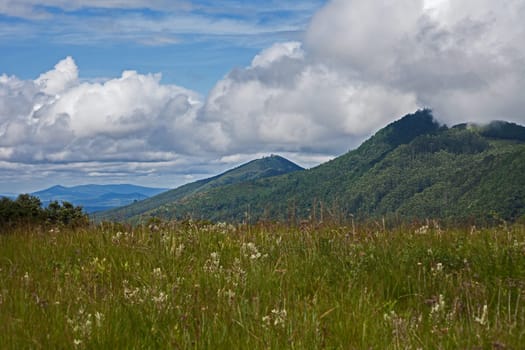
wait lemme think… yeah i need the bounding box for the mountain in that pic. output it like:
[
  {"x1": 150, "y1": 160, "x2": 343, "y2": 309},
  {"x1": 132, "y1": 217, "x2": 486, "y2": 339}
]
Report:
[
  {"x1": 101, "y1": 110, "x2": 525, "y2": 224},
  {"x1": 32, "y1": 184, "x2": 168, "y2": 213},
  {"x1": 96, "y1": 155, "x2": 304, "y2": 222}
]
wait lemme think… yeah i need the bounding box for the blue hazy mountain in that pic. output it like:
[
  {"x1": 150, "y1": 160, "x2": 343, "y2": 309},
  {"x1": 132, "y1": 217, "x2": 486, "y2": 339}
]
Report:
[{"x1": 31, "y1": 184, "x2": 168, "y2": 213}]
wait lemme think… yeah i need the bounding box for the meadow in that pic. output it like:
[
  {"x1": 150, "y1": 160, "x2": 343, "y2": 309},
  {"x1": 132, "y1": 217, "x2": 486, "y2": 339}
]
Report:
[{"x1": 1, "y1": 220, "x2": 524, "y2": 349}]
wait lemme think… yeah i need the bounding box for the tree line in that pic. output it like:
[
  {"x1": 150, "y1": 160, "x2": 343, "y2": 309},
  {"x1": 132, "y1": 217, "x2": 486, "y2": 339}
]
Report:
[{"x1": 0, "y1": 194, "x2": 88, "y2": 232}]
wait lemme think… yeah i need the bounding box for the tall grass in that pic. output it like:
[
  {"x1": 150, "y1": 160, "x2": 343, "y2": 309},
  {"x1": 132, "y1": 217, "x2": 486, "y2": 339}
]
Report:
[{"x1": 1, "y1": 221, "x2": 524, "y2": 348}]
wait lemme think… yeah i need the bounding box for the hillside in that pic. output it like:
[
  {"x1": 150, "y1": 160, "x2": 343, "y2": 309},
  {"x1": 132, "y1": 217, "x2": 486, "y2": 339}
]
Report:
[
  {"x1": 97, "y1": 155, "x2": 304, "y2": 221},
  {"x1": 103, "y1": 110, "x2": 525, "y2": 224},
  {"x1": 32, "y1": 184, "x2": 167, "y2": 213}
]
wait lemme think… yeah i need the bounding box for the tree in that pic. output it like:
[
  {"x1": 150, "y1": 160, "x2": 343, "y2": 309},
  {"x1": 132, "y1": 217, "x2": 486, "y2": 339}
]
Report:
[
  {"x1": 45, "y1": 200, "x2": 88, "y2": 227},
  {"x1": 1, "y1": 195, "x2": 88, "y2": 233},
  {"x1": 15, "y1": 194, "x2": 44, "y2": 223}
]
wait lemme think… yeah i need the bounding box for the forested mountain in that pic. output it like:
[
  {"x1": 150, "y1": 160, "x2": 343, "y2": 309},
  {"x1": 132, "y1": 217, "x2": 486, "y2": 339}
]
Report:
[
  {"x1": 96, "y1": 155, "x2": 304, "y2": 222},
  {"x1": 100, "y1": 110, "x2": 525, "y2": 224}
]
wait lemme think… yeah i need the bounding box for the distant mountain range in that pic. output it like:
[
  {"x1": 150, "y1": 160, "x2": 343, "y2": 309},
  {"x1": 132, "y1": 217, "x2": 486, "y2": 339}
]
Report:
[
  {"x1": 31, "y1": 184, "x2": 168, "y2": 213},
  {"x1": 98, "y1": 109, "x2": 525, "y2": 224}
]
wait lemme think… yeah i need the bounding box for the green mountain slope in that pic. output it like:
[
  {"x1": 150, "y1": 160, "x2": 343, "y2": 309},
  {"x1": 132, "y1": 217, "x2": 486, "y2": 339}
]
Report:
[
  {"x1": 104, "y1": 110, "x2": 525, "y2": 224},
  {"x1": 97, "y1": 155, "x2": 304, "y2": 222}
]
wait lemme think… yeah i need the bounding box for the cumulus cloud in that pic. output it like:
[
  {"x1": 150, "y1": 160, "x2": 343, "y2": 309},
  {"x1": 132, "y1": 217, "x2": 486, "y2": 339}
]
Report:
[
  {"x1": 0, "y1": 57, "x2": 207, "y2": 165},
  {"x1": 35, "y1": 56, "x2": 78, "y2": 95},
  {"x1": 198, "y1": 0, "x2": 525, "y2": 156},
  {"x1": 305, "y1": 0, "x2": 525, "y2": 126},
  {"x1": 202, "y1": 41, "x2": 417, "y2": 154}
]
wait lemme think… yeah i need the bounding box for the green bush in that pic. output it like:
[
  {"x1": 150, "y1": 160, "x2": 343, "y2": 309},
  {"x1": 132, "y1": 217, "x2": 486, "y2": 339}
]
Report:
[{"x1": 0, "y1": 195, "x2": 88, "y2": 233}]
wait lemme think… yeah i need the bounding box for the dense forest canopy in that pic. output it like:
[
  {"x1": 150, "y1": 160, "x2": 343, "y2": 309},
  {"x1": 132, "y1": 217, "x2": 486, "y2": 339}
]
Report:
[{"x1": 98, "y1": 110, "x2": 525, "y2": 226}]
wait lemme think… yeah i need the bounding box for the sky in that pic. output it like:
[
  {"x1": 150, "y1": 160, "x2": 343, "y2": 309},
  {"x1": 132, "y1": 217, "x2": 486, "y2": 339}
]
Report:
[{"x1": 1, "y1": 0, "x2": 525, "y2": 194}]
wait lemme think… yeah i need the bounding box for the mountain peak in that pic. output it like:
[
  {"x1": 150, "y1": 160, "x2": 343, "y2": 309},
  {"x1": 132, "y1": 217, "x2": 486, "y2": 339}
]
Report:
[
  {"x1": 479, "y1": 120, "x2": 525, "y2": 141},
  {"x1": 238, "y1": 154, "x2": 304, "y2": 172},
  {"x1": 348, "y1": 109, "x2": 442, "y2": 166},
  {"x1": 98, "y1": 110, "x2": 525, "y2": 224},
  {"x1": 203, "y1": 155, "x2": 304, "y2": 188},
  {"x1": 96, "y1": 155, "x2": 304, "y2": 221},
  {"x1": 380, "y1": 109, "x2": 442, "y2": 147}
]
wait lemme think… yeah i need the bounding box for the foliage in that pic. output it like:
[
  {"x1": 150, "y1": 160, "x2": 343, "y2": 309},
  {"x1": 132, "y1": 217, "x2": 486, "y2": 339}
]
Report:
[
  {"x1": 97, "y1": 155, "x2": 303, "y2": 223},
  {"x1": 480, "y1": 121, "x2": 525, "y2": 141},
  {"x1": 1, "y1": 222, "x2": 524, "y2": 348},
  {"x1": 101, "y1": 110, "x2": 525, "y2": 225},
  {"x1": 0, "y1": 195, "x2": 88, "y2": 232},
  {"x1": 45, "y1": 200, "x2": 89, "y2": 227}
]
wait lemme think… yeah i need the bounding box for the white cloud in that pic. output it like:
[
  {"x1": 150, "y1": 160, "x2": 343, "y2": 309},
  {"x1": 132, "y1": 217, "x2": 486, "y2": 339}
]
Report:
[
  {"x1": 0, "y1": 0, "x2": 192, "y2": 17},
  {"x1": 35, "y1": 56, "x2": 78, "y2": 95},
  {"x1": 305, "y1": 0, "x2": 525, "y2": 126},
  {"x1": 202, "y1": 41, "x2": 418, "y2": 154},
  {"x1": 0, "y1": 1, "x2": 51, "y2": 19},
  {"x1": 0, "y1": 1, "x2": 316, "y2": 47},
  {"x1": 198, "y1": 0, "x2": 525, "y2": 159},
  {"x1": 251, "y1": 42, "x2": 304, "y2": 68},
  {"x1": 0, "y1": 0, "x2": 323, "y2": 18},
  {"x1": 306, "y1": 0, "x2": 423, "y2": 73},
  {"x1": 0, "y1": 57, "x2": 207, "y2": 165},
  {"x1": 2, "y1": 0, "x2": 525, "y2": 193}
]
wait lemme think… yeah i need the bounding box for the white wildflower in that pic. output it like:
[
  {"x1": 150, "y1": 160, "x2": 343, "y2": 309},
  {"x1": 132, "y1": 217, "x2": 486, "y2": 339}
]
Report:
[
  {"x1": 415, "y1": 225, "x2": 429, "y2": 234},
  {"x1": 152, "y1": 291, "x2": 168, "y2": 309},
  {"x1": 123, "y1": 280, "x2": 143, "y2": 304},
  {"x1": 383, "y1": 310, "x2": 397, "y2": 322},
  {"x1": 430, "y1": 294, "x2": 446, "y2": 318},
  {"x1": 242, "y1": 242, "x2": 264, "y2": 260},
  {"x1": 262, "y1": 315, "x2": 271, "y2": 328},
  {"x1": 474, "y1": 304, "x2": 489, "y2": 326},
  {"x1": 68, "y1": 307, "x2": 104, "y2": 343},
  {"x1": 152, "y1": 267, "x2": 165, "y2": 280},
  {"x1": 23, "y1": 272, "x2": 30, "y2": 284},
  {"x1": 262, "y1": 308, "x2": 287, "y2": 329},
  {"x1": 271, "y1": 308, "x2": 287, "y2": 328},
  {"x1": 431, "y1": 262, "x2": 444, "y2": 275},
  {"x1": 231, "y1": 258, "x2": 246, "y2": 285},
  {"x1": 203, "y1": 252, "x2": 222, "y2": 273},
  {"x1": 111, "y1": 231, "x2": 123, "y2": 244}
]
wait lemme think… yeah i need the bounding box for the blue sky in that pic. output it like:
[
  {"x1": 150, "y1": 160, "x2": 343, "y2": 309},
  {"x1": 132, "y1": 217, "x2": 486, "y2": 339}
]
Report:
[
  {"x1": 0, "y1": 1, "x2": 325, "y2": 95},
  {"x1": 1, "y1": 0, "x2": 524, "y2": 194}
]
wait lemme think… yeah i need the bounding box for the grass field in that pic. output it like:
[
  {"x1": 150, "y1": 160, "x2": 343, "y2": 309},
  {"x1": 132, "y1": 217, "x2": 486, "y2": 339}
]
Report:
[{"x1": 1, "y1": 221, "x2": 524, "y2": 349}]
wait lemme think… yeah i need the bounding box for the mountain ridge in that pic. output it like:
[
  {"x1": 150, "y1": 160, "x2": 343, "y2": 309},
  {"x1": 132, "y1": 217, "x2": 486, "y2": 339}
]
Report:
[
  {"x1": 100, "y1": 110, "x2": 525, "y2": 224},
  {"x1": 96, "y1": 154, "x2": 304, "y2": 221}
]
